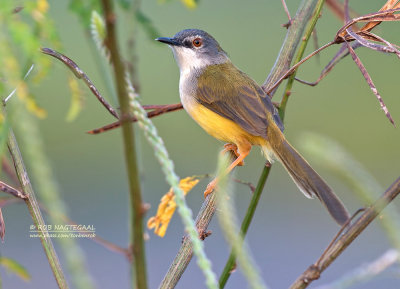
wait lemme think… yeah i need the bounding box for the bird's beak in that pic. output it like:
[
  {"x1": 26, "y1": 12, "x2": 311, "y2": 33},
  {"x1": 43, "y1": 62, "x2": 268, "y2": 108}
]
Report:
[{"x1": 155, "y1": 37, "x2": 181, "y2": 46}]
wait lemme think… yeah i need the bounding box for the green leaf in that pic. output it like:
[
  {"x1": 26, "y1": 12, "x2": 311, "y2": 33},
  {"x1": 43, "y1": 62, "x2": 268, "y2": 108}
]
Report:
[
  {"x1": 0, "y1": 257, "x2": 31, "y2": 282},
  {"x1": 135, "y1": 10, "x2": 160, "y2": 40}
]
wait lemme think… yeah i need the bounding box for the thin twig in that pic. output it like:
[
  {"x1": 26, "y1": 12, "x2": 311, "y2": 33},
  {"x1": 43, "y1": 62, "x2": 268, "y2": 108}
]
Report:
[
  {"x1": 41, "y1": 48, "x2": 119, "y2": 119},
  {"x1": 87, "y1": 103, "x2": 183, "y2": 134},
  {"x1": 294, "y1": 42, "x2": 360, "y2": 86},
  {"x1": 281, "y1": 0, "x2": 292, "y2": 28},
  {"x1": 232, "y1": 178, "x2": 256, "y2": 193},
  {"x1": 0, "y1": 181, "x2": 26, "y2": 199},
  {"x1": 289, "y1": 176, "x2": 400, "y2": 289},
  {"x1": 266, "y1": 41, "x2": 336, "y2": 96}
]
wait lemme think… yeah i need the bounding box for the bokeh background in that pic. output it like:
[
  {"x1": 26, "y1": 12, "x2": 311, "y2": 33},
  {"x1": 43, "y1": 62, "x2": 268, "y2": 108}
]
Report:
[{"x1": 1, "y1": 0, "x2": 400, "y2": 288}]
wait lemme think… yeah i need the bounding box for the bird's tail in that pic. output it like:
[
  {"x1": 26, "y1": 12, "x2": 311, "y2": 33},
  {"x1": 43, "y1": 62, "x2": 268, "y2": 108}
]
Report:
[{"x1": 264, "y1": 137, "x2": 350, "y2": 225}]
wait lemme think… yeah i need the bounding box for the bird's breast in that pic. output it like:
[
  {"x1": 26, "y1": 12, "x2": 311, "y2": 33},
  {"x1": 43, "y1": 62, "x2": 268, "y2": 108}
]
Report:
[{"x1": 179, "y1": 72, "x2": 264, "y2": 146}]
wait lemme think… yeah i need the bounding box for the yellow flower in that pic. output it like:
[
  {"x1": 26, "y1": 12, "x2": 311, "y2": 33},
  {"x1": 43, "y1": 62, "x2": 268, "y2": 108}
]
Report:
[
  {"x1": 37, "y1": 0, "x2": 49, "y2": 13},
  {"x1": 147, "y1": 177, "x2": 200, "y2": 237},
  {"x1": 181, "y1": 0, "x2": 197, "y2": 9}
]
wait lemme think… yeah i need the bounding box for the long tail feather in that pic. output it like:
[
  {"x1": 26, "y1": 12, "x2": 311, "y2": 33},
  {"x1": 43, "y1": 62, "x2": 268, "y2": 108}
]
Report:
[{"x1": 266, "y1": 138, "x2": 350, "y2": 225}]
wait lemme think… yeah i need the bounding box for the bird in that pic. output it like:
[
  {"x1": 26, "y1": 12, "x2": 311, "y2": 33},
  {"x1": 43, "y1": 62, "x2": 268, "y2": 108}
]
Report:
[{"x1": 156, "y1": 29, "x2": 350, "y2": 225}]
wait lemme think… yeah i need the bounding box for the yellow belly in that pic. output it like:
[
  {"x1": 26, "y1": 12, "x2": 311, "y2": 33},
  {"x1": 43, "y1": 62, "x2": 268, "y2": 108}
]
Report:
[{"x1": 186, "y1": 102, "x2": 265, "y2": 146}]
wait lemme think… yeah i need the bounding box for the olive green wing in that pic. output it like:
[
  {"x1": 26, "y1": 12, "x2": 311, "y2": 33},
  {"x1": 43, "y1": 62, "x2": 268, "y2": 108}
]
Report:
[{"x1": 196, "y1": 70, "x2": 283, "y2": 139}]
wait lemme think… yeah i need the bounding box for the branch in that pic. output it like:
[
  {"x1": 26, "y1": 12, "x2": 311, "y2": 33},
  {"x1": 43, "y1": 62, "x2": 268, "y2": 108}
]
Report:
[
  {"x1": 159, "y1": 192, "x2": 217, "y2": 289},
  {"x1": 289, "y1": 176, "x2": 400, "y2": 289},
  {"x1": 0, "y1": 181, "x2": 26, "y2": 199},
  {"x1": 315, "y1": 249, "x2": 399, "y2": 289},
  {"x1": 87, "y1": 103, "x2": 183, "y2": 134},
  {"x1": 40, "y1": 48, "x2": 119, "y2": 119}
]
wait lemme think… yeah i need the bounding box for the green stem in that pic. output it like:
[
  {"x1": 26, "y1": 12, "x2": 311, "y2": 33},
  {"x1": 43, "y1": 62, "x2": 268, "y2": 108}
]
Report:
[
  {"x1": 219, "y1": 165, "x2": 271, "y2": 288},
  {"x1": 262, "y1": 0, "x2": 320, "y2": 94},
  {"x1": 7, "y1": 128, "x2": 68, "y2": 289},
  {"x1": 100, "y1": 1, "x2": 148, "y2": 288},
  {"x1": 280, "y1": 0, "x2": 326, "y2": 119},
  {"x1": 216, "y1": 157, "x2": 268, "y2": 289}
]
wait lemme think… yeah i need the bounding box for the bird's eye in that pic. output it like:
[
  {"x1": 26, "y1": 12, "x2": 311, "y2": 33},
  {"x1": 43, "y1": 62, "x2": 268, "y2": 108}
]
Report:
[{"x1": 192, "y1": 38, "x2": 202, "y2": 47}]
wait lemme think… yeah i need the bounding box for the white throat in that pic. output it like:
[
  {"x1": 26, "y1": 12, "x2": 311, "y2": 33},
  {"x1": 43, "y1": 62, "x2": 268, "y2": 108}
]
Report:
[{"x1": 170, "y1": 46, "x2": 228, "y2": 77}]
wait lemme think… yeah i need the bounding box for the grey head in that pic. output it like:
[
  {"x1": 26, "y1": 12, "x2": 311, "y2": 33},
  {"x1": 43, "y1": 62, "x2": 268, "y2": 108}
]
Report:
[{"x1": 156, "y1": 29, "x2": 230, "y2": 73}]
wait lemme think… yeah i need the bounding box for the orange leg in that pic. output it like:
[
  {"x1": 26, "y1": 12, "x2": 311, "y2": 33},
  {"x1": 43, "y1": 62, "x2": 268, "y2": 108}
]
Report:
[
  {"x1": 204, "y1": 143, "x2": 251, "y2": 197},
  {"x1": 221, "y1": 143, "x2": 244, "y2": 166}
]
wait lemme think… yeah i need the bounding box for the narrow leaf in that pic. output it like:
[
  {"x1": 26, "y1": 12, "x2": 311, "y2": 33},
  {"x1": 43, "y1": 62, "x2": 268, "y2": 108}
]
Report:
[
  {"x1": 0, "y1": 257, "x2": 30, "y2": 281},
  {"x1": 346, "y1": 29, "x2": 400, "y2": 57},
  {"x1": 346, "y1": 41, "x2": 395, "y2": 125},
  {"x1": 360, "y1": 0, "x2": 400, "y2": 32}
]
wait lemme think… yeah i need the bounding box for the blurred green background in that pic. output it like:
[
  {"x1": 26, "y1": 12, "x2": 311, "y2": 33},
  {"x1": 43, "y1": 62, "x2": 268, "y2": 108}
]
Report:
[{"x1": 1, "y1": 0, "x2": 400, "y2": 288}]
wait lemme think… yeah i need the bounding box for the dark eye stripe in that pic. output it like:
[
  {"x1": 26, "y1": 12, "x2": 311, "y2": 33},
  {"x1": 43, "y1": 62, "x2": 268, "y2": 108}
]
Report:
[{"x1": 183, "y1": 39, "x2": 192, "y2": 48}]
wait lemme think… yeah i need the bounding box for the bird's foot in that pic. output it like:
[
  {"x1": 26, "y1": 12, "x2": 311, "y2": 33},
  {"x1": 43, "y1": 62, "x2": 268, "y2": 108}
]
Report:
[{"x1": 222, "y1": 143, "x2": 244, "y2": 166}]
